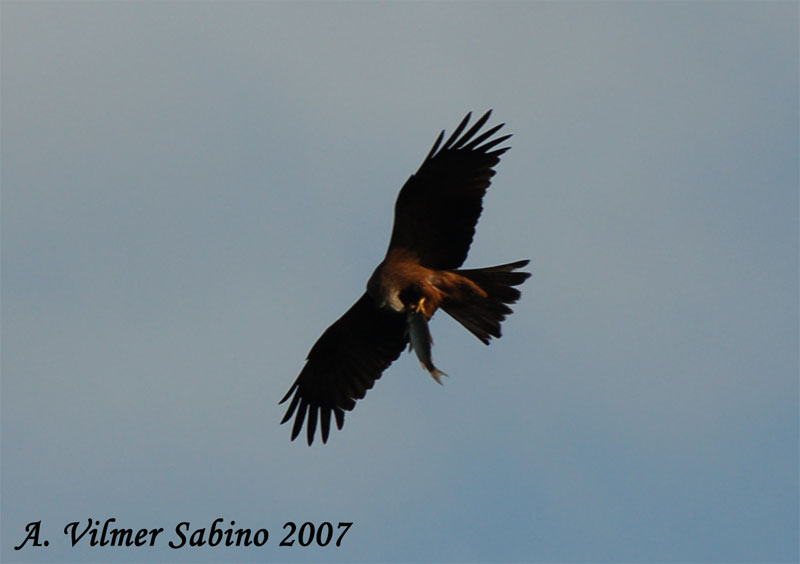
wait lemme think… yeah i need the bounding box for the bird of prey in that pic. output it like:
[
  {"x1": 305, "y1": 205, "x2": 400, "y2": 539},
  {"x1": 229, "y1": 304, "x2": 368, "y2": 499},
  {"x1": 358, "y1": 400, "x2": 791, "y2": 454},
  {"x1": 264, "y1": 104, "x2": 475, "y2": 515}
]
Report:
[{"x1": 280, "y1": 110, "x2": 530, "y2": 445}]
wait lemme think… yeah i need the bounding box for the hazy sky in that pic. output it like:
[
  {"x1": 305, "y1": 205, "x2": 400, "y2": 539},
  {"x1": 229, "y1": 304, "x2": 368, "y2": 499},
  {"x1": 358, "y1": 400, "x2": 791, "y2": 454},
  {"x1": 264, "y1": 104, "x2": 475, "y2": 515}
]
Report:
[{"x1": 2, "y1": 2, "x2": 797, "y2": 563}]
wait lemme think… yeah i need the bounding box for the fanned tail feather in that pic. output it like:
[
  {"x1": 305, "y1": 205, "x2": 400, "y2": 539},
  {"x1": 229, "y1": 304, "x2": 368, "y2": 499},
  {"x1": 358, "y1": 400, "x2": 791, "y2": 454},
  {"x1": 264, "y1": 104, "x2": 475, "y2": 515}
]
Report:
[{"x1": 441, "y1": 260, "x2": 531, "y2": 345}]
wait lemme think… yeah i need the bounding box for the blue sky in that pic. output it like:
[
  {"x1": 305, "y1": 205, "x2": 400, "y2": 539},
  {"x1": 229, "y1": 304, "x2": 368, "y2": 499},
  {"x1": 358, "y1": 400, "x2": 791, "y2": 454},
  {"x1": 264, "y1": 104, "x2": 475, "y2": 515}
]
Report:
[{"x1": 2, "y1": 2, "x2": 797, "y2": 562}]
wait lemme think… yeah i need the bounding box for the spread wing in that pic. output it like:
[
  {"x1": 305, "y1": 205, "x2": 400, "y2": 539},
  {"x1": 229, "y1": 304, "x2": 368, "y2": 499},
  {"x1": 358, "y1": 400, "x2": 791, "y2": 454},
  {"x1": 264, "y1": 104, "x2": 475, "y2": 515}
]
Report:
[
  {"x1": 387, "y1": 110, "x2": 512, "y2": 270},
  {"x1": 279, "y1": 293, "x2": 407, "y2": 445}
]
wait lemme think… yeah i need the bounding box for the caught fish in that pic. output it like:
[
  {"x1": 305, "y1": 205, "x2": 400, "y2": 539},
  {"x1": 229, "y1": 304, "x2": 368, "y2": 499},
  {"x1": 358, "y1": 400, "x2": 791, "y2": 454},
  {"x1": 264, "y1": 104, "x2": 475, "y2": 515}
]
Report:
[{"x1": 406, "y1": 309, "x2": 448, "y2": 384}]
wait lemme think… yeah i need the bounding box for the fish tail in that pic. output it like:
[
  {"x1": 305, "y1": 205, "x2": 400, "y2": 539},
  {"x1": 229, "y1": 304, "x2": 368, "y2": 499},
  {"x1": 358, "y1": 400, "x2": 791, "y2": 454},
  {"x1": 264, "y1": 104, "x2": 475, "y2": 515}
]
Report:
[{"x1": 407, "y1": 309, "x2": 448, "y2": 384}]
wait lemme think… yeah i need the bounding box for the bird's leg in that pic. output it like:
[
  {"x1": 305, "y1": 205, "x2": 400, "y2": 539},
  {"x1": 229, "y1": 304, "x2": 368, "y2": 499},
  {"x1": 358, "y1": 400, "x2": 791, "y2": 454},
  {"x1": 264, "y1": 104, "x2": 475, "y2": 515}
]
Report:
[{"x1": 412, "y1": 296, "x2": 430, "y2": 317}]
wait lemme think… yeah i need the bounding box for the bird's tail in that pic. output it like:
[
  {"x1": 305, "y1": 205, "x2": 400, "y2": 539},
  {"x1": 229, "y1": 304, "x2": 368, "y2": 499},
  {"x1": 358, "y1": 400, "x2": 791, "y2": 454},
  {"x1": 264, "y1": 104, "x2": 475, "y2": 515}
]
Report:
[{"x1": 440, "y1": 260, "x2": 531, "y2": 345}]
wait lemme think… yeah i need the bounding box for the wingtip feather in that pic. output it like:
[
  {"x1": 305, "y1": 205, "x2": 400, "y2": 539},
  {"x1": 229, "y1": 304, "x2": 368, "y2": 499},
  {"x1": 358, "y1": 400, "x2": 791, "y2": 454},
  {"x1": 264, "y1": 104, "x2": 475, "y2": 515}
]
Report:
[
  {"x1": 480, "y1": 133, "x2": 513, "y2": 153},
  {"x1": 290, "y1": 398, "x2": 308, "y2": 441},
  {"x1": 306, "y1": 405, "x2": 318, "y2": 445},
  {"x1": 280, "y1": 391, "x2": 300, "y2": 424},
  {"x1": 425, "y1": 130, "x2": 445, "y2": 160},
  {"x1": 442, "y1": 111, "x2": 473, "y2": 150},
  {"x1": 453, "y1": 111, "x2": 493, "y2": 150},
  {"x1": 320, "y1": 408, "x2": 331, "y2": 444},
  {"x1": 278, "y1": 382, "x2": 297, "y2": 405}
]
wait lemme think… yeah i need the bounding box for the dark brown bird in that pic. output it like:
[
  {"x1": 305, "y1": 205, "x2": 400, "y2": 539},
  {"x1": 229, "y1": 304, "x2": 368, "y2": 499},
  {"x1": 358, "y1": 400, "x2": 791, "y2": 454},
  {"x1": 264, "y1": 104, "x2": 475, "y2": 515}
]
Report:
[{"x1": 280, "y1": 110, "x2": 530, "y2": 445}]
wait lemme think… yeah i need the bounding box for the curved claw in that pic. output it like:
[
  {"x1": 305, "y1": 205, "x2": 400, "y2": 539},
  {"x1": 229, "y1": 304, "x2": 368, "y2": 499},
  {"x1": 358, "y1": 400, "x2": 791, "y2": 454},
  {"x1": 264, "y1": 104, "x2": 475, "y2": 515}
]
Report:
[{"x1": 412, "y1": 297, "x2": 432, "y2": 317}]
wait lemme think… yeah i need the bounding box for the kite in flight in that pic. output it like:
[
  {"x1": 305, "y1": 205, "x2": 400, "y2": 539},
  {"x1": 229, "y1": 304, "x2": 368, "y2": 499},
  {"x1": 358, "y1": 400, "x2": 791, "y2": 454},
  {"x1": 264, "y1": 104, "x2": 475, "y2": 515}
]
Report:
[{"x1": 280, "y1": 110, "x2": 530, "y2": 445}]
